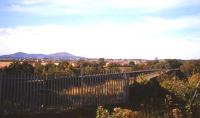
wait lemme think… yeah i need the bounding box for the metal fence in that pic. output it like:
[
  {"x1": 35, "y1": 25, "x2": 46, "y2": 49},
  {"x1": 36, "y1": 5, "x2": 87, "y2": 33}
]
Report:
[{"x1": 0, "y1": 69, "x2": 173, "y2": 114}]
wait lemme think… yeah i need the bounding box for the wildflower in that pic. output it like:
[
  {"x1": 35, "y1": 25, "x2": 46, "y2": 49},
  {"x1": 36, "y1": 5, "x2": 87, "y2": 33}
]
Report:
[
  {"x1": 172, "y1": 108, "x2": 183, "y2": 118},
  {"x1": 113, "y1": 107, "x2": 121, "y2": 113}
]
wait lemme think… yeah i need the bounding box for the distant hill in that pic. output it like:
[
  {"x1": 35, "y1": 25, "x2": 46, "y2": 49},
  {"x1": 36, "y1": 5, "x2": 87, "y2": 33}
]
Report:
[{"x1": 0, "y1": 52, "x2": 83, "y2": 60}]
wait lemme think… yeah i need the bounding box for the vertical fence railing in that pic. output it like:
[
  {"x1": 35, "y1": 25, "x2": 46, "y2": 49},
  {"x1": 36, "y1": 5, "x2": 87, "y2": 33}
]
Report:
[
  {"x1": 0, "y1": 69, "x2": 169, "y2": 114},
  {"x1": 0, "y1": 72, "x2": 2, "y2": 110}
]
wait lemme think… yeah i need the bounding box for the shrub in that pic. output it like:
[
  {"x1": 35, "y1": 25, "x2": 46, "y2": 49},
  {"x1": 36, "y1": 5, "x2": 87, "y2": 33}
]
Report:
[
  {"x1": 161, "y1": 78, "x2": 193, "y2": 102},
  {"x1": 96, "y1": 106, "x2": 168, "y2": 118},
  {"x1": 161, "y1": 73, "x2": 200, "y2": 117},
  {"x1": 188, "y1": 73, "x2": 200, "y2": 87},
  {"x1": 96, "y1": 106, "x2": 110, "y2": 118}
]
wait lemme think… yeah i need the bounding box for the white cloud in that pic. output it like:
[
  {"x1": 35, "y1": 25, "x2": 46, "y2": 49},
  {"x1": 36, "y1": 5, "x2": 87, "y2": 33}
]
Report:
[
  {"x1": 105, "y1": 0, "x2": 180, "y2": 10},
  {"x1": 12, "y1": 0, "x2": 103, "y2": 15},
  {"x1": 142, "y1": 15, "x2": 200, "y2": 31},
  {"x1": 0, "y1": 15, "x2": 200, "y2": 59},
  {"x1": 9, "y1": 0, "x2": 200, "y2": 15},
  {"x1": 19, "y1": 0, "x2": 49, "y2": 5}
]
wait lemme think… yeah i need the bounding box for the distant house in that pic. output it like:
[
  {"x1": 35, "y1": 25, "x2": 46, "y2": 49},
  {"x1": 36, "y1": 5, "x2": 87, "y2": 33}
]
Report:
[
  {"x1": 71, "y1": 62, "x2": 78, "y2": 67},
  {"x1": 41, "y1": 61, "x2": 48, "y2": 66},
  {"x1": 54, "y1": 62, "x2": 59, "y2": 66}
]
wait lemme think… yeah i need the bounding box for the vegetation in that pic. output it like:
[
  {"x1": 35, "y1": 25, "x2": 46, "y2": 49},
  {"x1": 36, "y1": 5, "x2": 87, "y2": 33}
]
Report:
[
  {"x1": 2, "y1": 59, "x2": 200, "y2": 76},
  {"x1": 1, "y1": 59, "x2": 200, "y2": 117},
  {"x1": 96, "y1": 106, "x2": 185, "y2": 118},
  {"x1": 96, "y1": 71, "x2": 200, "y2": 118}
]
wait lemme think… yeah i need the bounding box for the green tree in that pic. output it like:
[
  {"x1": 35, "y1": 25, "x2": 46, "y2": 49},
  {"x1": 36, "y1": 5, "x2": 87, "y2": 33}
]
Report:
[
  {"x1": 129, "y1": 61, "x2": 135, "y2": 66},
  {"x1": 67, "y1": 65, "x2": 79, "y2": 76},
  {"x1": 107, "y1": 63, "x2": 121, "y2": 72},
  {"x1": 4, "y1": 61, "x2": 34, "y2": 73},
  {"x1": 180, "y1": 60, "x2": 200, "y2": 76},
  {"x1": 58, "y1": 61, "x2": 69, "y2": 72},
  {"x1": 98, "y1": 58, "x2": 106, "y2": 68},
  {"x1": 34, "y1": 62, "x2": 45, "y2": 75},
  {"x1": 43, "y1": 63, "x2": 58, "y2": 75},
  {"x1": 151, "y1": 59, "x2": 182, "y2": 69}
]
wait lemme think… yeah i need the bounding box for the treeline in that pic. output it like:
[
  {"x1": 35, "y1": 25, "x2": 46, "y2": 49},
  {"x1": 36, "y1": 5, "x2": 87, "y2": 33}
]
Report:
[
  {"x1": 140, "y1": 59, "x2": 200, "y2": 76},
  {"x1": 0, "y1": 59, "x2": 106, "y2": 76},
  {"x1": 0, "y1": 59, "x2": 200, "y2": 77}
]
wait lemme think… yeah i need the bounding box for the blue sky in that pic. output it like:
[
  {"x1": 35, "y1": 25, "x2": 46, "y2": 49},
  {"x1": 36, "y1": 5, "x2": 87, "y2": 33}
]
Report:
[{"x1": 0, "y1": 0, "x2": 200, "y2": 59}]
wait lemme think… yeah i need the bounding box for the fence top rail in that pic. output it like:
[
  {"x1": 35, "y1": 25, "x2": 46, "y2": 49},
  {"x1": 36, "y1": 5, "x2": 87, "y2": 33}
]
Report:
[
  {"x1": 80, "y1": 68, "x2": 179, "y2": 77},
  {"x1": 0, "y1": 68, "x2": 179, "y2": 79}
]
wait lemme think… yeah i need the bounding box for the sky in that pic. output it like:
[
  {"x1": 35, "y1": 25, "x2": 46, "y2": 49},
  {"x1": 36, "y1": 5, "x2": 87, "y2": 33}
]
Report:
[{"x1": 0, "y1": 0, "x2": 200, "y2": 59}]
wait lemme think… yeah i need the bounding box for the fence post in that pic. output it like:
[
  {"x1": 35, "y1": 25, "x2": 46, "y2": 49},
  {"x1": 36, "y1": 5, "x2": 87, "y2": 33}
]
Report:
[
  {"x1": 0, "y1": 71, "x2": 2, "y2": 106},
  {"x1": 123, "y1": 72, "x2": 129, "y2": 105},
  {"x1": 80, "y1": 71, "x2": 83, "y2": 107}
]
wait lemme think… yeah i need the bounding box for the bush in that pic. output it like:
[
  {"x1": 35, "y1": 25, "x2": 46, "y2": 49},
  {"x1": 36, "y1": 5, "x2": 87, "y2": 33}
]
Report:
[
  {"x1": 188, "y1": 73, "x2": 200, "y2": 87},
  {"x1": 161, "y1": 73, "x2": 200, "y2": 117},
  {"x1": 96, "y1": 106, "x2": 172, "y2": 118},
  {"x1": 96, "y1": 106, "x2": 145, "y2": 118}
]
